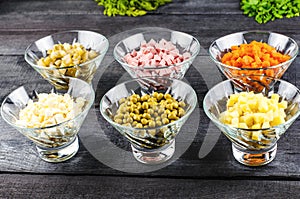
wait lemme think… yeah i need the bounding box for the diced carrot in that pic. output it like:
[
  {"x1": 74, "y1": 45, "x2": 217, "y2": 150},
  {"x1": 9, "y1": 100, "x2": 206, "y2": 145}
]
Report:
[{"x1": 221, "y1": 41, "x2": 291, "y2": 69}]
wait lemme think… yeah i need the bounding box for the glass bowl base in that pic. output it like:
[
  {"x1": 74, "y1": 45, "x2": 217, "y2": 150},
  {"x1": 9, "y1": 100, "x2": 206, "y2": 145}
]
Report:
[
  {"x1": 36, "y1": 136, "x2": 79, "y2": 163},
  {"x1": 131, "y1": 139, "x2": 175, "y2": 164},
  {"x1": 232, "y1": 143, "x2": 277, "y2": 166}
]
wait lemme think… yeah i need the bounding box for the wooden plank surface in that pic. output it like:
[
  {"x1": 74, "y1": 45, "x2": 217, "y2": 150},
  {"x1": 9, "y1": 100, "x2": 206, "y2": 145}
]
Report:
[
  {"x1": 0, "y1": 174, "x2": 299, "y2": 199},
  {"x1": 0, "y1": 0, "x2": 300, "y2": 198}
]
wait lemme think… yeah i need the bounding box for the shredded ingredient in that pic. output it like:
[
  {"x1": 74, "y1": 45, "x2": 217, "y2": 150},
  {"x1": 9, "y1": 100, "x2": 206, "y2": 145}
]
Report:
[
  {"x1": 241, "y1": 0, "x2": 300, "y2": 24},
  {"x1": 95, "y1": 0, "x2": 172, "y2": 17}
]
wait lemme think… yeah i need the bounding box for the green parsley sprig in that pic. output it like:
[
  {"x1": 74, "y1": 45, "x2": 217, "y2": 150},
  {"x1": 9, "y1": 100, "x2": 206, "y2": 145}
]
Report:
[
  {"x1": 95, "y1": 0, "x2": 172, "y2": 17},
  {"x1": 241, "y1": 0, "x2": 300, "y2": 24}
]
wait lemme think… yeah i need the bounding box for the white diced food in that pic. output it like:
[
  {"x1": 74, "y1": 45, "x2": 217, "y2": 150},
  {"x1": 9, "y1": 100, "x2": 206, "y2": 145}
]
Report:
[{"x1": 16, "y1": 93, "x2": 86, "y2": 131}]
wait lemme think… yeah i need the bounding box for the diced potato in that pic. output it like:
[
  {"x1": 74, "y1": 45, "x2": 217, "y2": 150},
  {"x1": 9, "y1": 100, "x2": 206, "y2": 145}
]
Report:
[
  {"x1": 229, "y1": 110, "x2": 239, "y2": 118},
  {"x1": 271, "y1": 93, "x2": 280, "y2": 102},
  {"x1": 262, "y1": 122, "x2": 270, "y2": 129},
  {"x1": 270, "y1": 115, "x2": 285, "y2": 126},
  {"x1": 252, "y1": 131, "x2": 262, "y2": 141},
  {"x1": 219, "y1": 91, "x2": 288, "y2": 129},
  {"x1": 244, "y1": 114, "x2": 254, "y2": 127},
  {"x1": 231, "y1": 118, "x2": 239, "y2": 127},
  {"x1": 227, "y1": 94, "x2": 239, "y2": 107},
  {"x1": 278, "y1": 101, "x2": 288, "y2": 109},
  {"x1": 258, "y1": 99, "x2": 269, "y2": 113},
  {"x1": 252, "y1": 123, "x2": 261, "y2": 129},
  {"x1": 238, "y1": 122, "x2": 248, "y2": 129},
  {"x1": 248, "y1": 99, "x2": 258, "y2": 111}
]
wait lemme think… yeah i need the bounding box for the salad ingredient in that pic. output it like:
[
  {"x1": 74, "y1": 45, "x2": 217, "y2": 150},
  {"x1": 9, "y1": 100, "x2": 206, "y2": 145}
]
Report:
[
  {"x1": 241, "y1": 0, "x2": 300, "y2": 24},
  {"x1": 221, "y1": 40, "x2": 291, "y2": 68},
  {"x1": 95, "y1": 0, "x2": 172, "y2": 17},
  {"x1": 16, "y1": 93, "x2": 86, "y2": 128},
  {"x1": 123, "y1": 38, "x2": 191, "y2": 68},
  {"x1": 220, "y1": 91, "x2": 288, "y2": 131},
  {"x1": 37, "y1": 43, "x2": 99, "y2": 68},
  {"x1": 113, "y1": 92, "x2": 187, "y2": 128}
]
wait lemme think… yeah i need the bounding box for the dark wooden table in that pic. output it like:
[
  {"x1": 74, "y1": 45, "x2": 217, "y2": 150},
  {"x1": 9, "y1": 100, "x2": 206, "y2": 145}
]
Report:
[{"x1": 0, "y1": 0, "x2": 299, "y2": 198}]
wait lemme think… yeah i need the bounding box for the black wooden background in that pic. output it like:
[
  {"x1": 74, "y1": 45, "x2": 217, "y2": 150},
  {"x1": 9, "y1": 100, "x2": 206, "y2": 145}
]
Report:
[{"x1": 0, "y1": 0, "x2": 299, "y2": 198}]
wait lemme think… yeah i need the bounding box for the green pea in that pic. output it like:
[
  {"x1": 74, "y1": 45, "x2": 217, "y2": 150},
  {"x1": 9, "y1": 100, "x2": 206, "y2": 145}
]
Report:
[
  {"x1": 172, "y1": 102, "x2": 179, "y2": 109},
  {"x1": 158, "y1": 108, "x2": 165, "y2": 114},
  {"x1": 164, "y1": 93, "x2": 172, "y2": 100},
  {"x1": 155, "y1": 116, "x2": 161, "y2": 121},
  {"x1": 165, "y1": 109, "x2": 171, "y2": 115},
  {"x1": 147, "y1": 108, "x2": 154, "y2": 115},
  {"x1": 132, "y1": 121, "x2": 138, "y2": 126},
  {"x1": 149, "y1": 120, "x2": 156, "y2": 128},
  {"x1": 165, "y1": 104, "x2": 173, "y2": 111},
  {"x1": 119, "y1": 98, "x2": 126, "y2": 104},
  {"x1": 161, "y1": 113, "x2": 167, "y2": 119},
  {"x1": 168, "y1": 112, "x2": 178, "y2": 120},
  {"x1": 141, "y1": 118, "x2": 148, "y2": 125},
  {"x1": 152, "y1": 92, "x2": 158, "y2": 99},
  {"x1": 157, "y1": 93, "x2": 164, "y2": 101},
  {"x1": 141, "y1": 94, "x2": 150, "y2": 102},
  {"x1": 134, "y1": 109, "x2": 140, "y2": 114},
  {"x1": 130, "y1": 96, "x2": 138, "y2": 103},
  {"x1": 115, "y1": 118, "x2": 123, "y2": 124},
  {"x1": 142, "y1": 113, "x2": 151, "y2": 119},
  {"x1": 178, "y1": 101, "x2": 186, "y2": 108},
  {"x1": 162, "y1": 118, "x2": 169, "y2": 124},
  {"x1": 156, "y1": 120, "x2": 162, "y2": 127},
  {"x1": 135, "y1": 123, "x2": 143, "y2": 128},
  {"x1": 178, "y1": 108, "x2": 185, "y2": 117},
  {"x1": 133, "y1": 114, "x2": 141, "y2": 121},
  {"x1": 148, "y1": 129, "x2": 156, "y2": 136},
  {"x1": 142, "y1": 102, "x2": 149, "y2": 110},
  {"x1": 114, "y1": 114, "x2": 123, "y2": 120}
]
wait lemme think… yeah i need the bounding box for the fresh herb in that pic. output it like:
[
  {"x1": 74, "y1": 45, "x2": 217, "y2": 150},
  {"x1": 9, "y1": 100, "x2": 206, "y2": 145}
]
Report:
[
  {"x1": 241, "y1": 0, "x2": 300, "y2": 24},
  {"x1": 95, "y1": 0, "x2": 172, "y2": 17}
]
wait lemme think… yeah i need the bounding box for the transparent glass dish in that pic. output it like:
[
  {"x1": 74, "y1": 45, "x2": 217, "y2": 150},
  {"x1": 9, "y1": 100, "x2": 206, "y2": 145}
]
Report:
[
  {"x1": 100, "y1": 77, "x2": 197, "y2": 164},
  {"x1": 209, "y1": 31, "x2": 298, "y2": 93},
  {"x1": 1, "y1": 77, "x2": 95, "y2": 162},
  {"x1": 113, "y1": 28, "x2": 200, "y2": 80},
  {"x1": 25, "y1": 30, "x2": 109, "y2": 90},
  {"x1": 203, "y1": 79, "x2": 300, "y2": 166}
]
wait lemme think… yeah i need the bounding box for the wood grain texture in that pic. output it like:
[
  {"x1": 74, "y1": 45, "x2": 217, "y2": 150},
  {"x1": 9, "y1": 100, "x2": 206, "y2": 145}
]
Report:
[
  {"x1": 0, "y1": 0, "x2": 300, "y2": 198},
  {"x1": 0, "y1": 174, "x2": 300, "y2": 198}
]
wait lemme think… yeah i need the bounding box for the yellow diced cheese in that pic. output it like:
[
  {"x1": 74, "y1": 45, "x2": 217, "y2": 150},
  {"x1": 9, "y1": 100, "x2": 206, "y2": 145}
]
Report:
[
  {"x1": 262, "y1": 121, "x2": 271, "y2": 129},
  {"x1": 252, "y1": 131, "x2": 262, "y2": 141},
  {"x1": 278, "y1": 101, "x2": 288, "y2": 109},
  {"x1": 238, "y1": 122, "x2": 248, "y2": 129},
  {"x1": 227, "y1": 94, "x2": 239, "y2": 107},
  {"x1": 252, "y1": 123, "x2": 261, "y2": 129},
  {"x1": 219, "y1": 91, "x2": 288, "y2": 129},
  {"x1": 258, "y1": 99, "x2": 269, "y2": 113},
  {"x1": 270, "y1": 115, "x2": 285, "y2": 126},
  {"x1": 271, "y1": 93, "x2": 280, "y2": 102}
]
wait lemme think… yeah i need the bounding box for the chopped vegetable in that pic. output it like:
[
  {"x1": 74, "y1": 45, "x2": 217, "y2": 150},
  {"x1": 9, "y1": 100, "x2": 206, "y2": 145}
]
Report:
[
  {"x1": 221, "y1": 41, "x2": 291, "y2": 68},
  {"x1": 95, "y1": 0, "x2": 172, "y2": 17},
  {"x1": 220, "y1": 41, "x2": 291, "y2": 92},
  {"x1": 240, "y1": 0, "x2": 300, "y2": 24}
]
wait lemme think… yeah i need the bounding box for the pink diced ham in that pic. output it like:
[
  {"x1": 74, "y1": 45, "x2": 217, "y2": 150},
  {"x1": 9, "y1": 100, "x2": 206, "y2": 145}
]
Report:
[
  {"x1": 148, "y1": 39, "x2": 156, "y2": 47},
  {"x1": 122, "y1": 38, "x2": 192, "y2": 77},
  {"x1": 183, "y1": 52, "x2": 191, "y2": 60}
]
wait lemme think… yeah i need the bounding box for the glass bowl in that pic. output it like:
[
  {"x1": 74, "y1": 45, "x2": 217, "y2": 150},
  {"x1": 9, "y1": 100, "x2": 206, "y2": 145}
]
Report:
[
  {"x1": 203, "y1": 79, "x2": 300, "y2": 166},
  {"x1": 209, "y1": 31, "x2": 298, "y2": 93},
  {"x1": 100, "y1": 77, "x2": 197, "y2": 164},
  {"x1": 25, "y1": 30, "x2": 109, "y2": 90},
  {"x1": 113, "y1": 28, "x2": 200, "y2": 80},
  {"x1": 1, "y1": 77, "x2": 95, "y2": 162}
]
